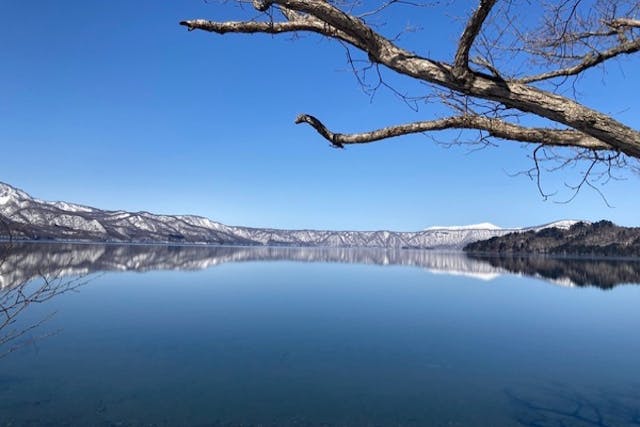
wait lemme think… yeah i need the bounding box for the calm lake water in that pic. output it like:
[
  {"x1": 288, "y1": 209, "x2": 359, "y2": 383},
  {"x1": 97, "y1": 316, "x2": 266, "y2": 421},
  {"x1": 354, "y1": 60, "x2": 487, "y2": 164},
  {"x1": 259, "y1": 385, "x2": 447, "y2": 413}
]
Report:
[{"x1": 1, "y1": 243, "x2": 639, "y2": 426}]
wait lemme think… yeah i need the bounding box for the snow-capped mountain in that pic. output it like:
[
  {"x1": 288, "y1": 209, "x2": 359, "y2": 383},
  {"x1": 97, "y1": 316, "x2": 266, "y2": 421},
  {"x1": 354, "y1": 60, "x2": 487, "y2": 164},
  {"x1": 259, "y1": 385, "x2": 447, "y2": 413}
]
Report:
[
  {"x1": 525, "y1": 219, "x2": 583, "y2": 232},
  {"x1": 426, "y1": 220, "x2": 581, "y2": 232},
  {"x1": 0, "y1": 182, "x2": 581, "y2": 249}
]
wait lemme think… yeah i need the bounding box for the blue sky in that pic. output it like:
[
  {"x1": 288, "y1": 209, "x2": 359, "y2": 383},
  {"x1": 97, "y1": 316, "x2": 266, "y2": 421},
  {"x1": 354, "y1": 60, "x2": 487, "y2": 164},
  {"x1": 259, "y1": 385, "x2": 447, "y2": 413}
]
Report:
[{"x1": 1, "y1": 1, "x2": 638, "y2": 230}]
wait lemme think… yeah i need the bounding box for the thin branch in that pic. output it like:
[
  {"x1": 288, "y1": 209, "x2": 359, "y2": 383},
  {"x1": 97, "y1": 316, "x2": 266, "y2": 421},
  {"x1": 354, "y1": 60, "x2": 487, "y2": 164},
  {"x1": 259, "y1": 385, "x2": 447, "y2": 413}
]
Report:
[{"x1": 519, "y1": 36, "x2": 640, "y2": 83}]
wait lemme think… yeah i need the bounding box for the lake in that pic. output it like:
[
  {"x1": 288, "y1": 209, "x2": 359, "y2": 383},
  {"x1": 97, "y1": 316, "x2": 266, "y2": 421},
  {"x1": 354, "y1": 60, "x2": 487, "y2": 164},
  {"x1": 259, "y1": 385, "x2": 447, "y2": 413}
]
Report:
[{"x1": 1, "y1": 243, "x2": 639, "y2": 426}]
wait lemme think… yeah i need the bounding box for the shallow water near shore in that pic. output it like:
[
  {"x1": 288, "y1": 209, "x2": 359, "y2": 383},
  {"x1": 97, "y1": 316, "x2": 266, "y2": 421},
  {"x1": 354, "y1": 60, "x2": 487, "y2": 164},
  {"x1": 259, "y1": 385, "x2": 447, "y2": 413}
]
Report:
[{"x1": 1, "y1": 244, "x2": 639, "y2": 426}]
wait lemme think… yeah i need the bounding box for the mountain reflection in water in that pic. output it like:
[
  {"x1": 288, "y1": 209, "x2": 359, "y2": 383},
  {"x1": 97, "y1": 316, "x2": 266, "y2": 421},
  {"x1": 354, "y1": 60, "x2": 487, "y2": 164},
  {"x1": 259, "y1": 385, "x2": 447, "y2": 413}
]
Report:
[
  {"x1": 468, "y1": 253, "x2": 640, "y2": 289},
  {"x1": 1, "y1": 242, "x2": 639, "y2": 290},
  {"x1": 1, "y1": 242, "x2": 640, "y2": 426}
]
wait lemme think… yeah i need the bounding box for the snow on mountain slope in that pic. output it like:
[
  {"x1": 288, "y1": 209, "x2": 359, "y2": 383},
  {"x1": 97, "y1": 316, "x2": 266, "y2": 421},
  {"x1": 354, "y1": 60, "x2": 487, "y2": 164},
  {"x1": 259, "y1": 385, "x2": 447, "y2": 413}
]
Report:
[
  {"x1": 0, "y1": 181, "x2": 586, "y2": 249},
  {"x1": 425, "y1": 220, "x2": 583, "y2": 232},
  {"x1": 0, "y1": 182, "x2": 244, "y2": 244},
  {"x1": 425, "y1": 222, "x2": 504, "y2": 231},
  {"x1": 524, "y1": 219, "x2": 584, "y2": 231}
]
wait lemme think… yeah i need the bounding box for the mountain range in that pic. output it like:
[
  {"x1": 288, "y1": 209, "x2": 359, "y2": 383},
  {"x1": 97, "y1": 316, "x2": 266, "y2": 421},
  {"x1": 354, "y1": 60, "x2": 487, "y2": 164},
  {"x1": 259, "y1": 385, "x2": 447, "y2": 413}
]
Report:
[{"x1": 0, "y1": 182, "x2": 578, "y2": 249}]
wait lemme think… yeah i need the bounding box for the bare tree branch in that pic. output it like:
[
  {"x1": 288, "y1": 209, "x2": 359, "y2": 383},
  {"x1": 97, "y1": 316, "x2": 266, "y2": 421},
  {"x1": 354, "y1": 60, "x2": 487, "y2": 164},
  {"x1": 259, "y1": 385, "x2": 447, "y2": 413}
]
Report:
[
  {"x1": 0, "y1": 244, "x2": 92, "y2": 358},
  {"x1": 181, "y1": 0, "x2": 640, "y2": 159},
  {"x1": 609, "y1": 18, "x2": 640, "y2": 28},
  {"x1": 179, "y1": 18, "x2": 363, "y2": 48},
  {"x1": 453, "y1": 0, "x2": 498, "y2": 79},
  {"x1": 520, "y1": 35, "x2": 640, "y2": 83},
  {"x1": 295, "y1": 113, "x2": 610, "y2": 150},
  {"x1": 181, "y1": 0, "x2": 640, "y2": 200}
]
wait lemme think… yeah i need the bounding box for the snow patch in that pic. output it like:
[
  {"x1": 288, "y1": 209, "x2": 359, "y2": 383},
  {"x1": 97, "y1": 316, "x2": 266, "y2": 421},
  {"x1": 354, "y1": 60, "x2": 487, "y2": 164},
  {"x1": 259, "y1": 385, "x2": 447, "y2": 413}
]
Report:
[
  {"x1": 47, "y1": 201, "x2": 94, "y2": 213},
  {"x1": 425, "y1": 222, "x2": 502, "y2": 231},
  {"x1": 0, "y1": 183, "x2": 30, "y2": 205},
  {"x1": 526, "y1": 220, "x2": 584, "y2": 231}
]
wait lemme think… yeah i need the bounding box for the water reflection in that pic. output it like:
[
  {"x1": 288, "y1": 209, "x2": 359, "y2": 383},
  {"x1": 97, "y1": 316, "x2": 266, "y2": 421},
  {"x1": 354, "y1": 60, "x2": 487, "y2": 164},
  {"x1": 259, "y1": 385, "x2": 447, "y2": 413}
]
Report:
[
  {"x1": 1, "y1": 242, "x2": 640, "y2": 290},
  {"x1": 468, "y1": 253, "x2": 640, "y2": 289},
  {"x1": 1, "y1": 243, "x2": 639, "y2": 426},
  {"x1": 0, "y1": 243, "x2": 90, "y2": 357}
]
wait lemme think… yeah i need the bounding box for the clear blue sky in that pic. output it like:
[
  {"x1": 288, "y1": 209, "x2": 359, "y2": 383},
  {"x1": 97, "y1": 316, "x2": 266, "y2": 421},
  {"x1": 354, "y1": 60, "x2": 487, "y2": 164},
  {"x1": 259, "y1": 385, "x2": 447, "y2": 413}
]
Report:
[{"x1": 1, "y1": 1, "x2": 638, "y2": 230}]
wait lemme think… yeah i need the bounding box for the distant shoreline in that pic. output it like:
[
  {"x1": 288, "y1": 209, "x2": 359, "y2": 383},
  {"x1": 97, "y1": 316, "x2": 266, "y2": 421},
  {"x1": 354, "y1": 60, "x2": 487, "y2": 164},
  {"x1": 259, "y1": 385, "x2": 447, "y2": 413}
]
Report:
[{"x1": 464, "y1": 221, "x2": 640, "y2": 258}]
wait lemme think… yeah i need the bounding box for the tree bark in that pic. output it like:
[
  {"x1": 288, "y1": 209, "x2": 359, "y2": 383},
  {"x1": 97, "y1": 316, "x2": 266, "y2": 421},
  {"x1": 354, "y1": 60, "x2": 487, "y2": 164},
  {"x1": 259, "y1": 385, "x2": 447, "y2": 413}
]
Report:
[{"x1": 180, "y1": 0, "x2": 640, "y2": 159}]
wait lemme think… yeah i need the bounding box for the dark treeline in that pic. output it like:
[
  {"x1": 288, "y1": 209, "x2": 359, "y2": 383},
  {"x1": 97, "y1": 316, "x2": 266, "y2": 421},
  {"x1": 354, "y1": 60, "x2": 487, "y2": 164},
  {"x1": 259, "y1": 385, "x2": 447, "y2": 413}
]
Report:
[{"x1": 464, "y1": 221, "x2": 640, "y2": 257}]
